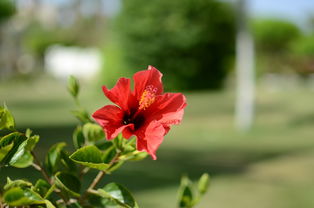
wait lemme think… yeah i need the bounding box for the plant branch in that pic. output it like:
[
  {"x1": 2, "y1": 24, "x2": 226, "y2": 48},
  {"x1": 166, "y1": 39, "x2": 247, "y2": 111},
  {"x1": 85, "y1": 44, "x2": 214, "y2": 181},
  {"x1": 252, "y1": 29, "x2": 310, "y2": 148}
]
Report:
[
  {"x1": 87, "y1": 171, "x2": 106, "y2": 192},
  {"x1": 79, "y1": 167, "x2": 90, "y2": 179},
  {"x1": 31, "y1": 151, "x2": 68, "y2": 203},
  {"x1": 77, "y1": 152, "x2": 121, "y2": 205},
  {"x1": 31, "y1": 151, "x2": 51, "y2": 184},
  {"x1": 87, "y1": 152, "x2": 120, "y2": 192}
]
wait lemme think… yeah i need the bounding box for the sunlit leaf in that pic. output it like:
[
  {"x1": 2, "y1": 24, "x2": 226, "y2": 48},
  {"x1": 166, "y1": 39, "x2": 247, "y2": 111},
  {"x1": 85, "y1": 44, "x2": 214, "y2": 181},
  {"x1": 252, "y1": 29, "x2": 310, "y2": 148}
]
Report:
[
  {"x1": 0, "y1": 132, "x2": 27, "y2": 166},
  {"x1": 4, "y1": 178, "x2": 32, "y2": 191},
  {"x1": 197, "y1": 173, "x2": 210, "y2": 195},
  {"x1": 3, "y1": 187, "x2": 45, "y2": 206},
  {"x1": 45, "y1": 199, "x2": 56, "y2": 208},
  {"x1": 69, "y1": 145, "x2": 109, "y2": 171},
  {"x1": 10, "y1": 151, "x2": 33, "y2": 168},
  {"x1": 67, "y1": 75, "x2": 79, "y2": 98},
  {"x1": 178, "y1": 176, "x2": 194, "y2": 208},
  {"x1": 0, "y1": 143, "x2": 13, "y2": 162},
  {"x1": 0, "y1": 133, "x2": 38, "y2": 167},
  {"x1": 25, "y1": 135, "x2": 40, "y2": 151},
  {"x1": 0, "y1": 105, "x2": 15, "y2": 130},
  {"x1": 9, "y1": 139, "x2": 30, "y2": 166},
  {"x1": 25, "y1": 128, "x2": 32, "y2": 138}
]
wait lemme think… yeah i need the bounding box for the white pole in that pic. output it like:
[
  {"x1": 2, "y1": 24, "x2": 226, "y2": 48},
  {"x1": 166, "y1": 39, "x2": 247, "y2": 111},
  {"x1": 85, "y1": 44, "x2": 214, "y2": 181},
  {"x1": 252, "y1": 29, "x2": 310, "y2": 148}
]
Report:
[{"x1": 235, "y1": 0, "x2": 255, "y2": 131}]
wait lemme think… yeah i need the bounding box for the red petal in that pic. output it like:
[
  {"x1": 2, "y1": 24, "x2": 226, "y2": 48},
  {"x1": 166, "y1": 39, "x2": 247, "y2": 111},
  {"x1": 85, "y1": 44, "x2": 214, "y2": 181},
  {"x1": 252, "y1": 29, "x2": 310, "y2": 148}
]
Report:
[
  {"x1": 92, "y1": 105, "x2": 132, "y2": 140},
  {"x1": 122, "y1": 126, "x2": 134, "y2": 139},
  {"x1": 135, "y1": 120, "x2": 165, "y2": 160},
  {"x1": 133, "y1": 66, "x2": 163, "y2": 100},
  {"x1": 145, "y1": 93, "x2": 187, "y2": 129},
  {"x1": 102, "y1": 78, "x2": 133, "y2": 112}
]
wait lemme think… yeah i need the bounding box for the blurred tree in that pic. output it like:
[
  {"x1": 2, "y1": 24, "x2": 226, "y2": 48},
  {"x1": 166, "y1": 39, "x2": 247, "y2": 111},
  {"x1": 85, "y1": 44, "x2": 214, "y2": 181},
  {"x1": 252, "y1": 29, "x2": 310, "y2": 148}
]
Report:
[
  {"x1": 292, "y1": 35, "x2": 314, "y2": 57},
  {"x1": 0, "y1": 0, "x2": 15, "y2": 23},
  {"x1": 0, "y1": 0, "x2": 15, "y2": 80},
  {"x1": 308, "y1": 15, "x2": 314, "y2": 33},
  {"x1": 290, "y1": 35, "x2": 314, "y2": 75},
  {"x1": 252, "y1": 19, "x2": 301, "y2": 74},
  {"x1": 22, "y1": 0, "x2": 107, "y2": 71},
  {"x1": 253, "y1": 19, "x2": 300, "y2": 54},
  {"x1": 114, "y1": 0, "x2": 236, "y2": 90}
]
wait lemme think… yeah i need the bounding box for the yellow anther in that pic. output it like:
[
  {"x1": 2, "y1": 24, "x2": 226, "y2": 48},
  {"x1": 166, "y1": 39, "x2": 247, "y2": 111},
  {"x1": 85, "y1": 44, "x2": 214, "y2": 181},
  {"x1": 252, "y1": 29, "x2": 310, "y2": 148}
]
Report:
[{"x1": 139, "y1": 85, "x2": 157, "y2": 110}]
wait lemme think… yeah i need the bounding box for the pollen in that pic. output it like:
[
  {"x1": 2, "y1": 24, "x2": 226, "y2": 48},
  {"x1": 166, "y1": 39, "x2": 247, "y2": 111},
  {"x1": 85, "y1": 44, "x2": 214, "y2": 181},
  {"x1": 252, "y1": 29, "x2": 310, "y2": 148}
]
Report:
[{"x1": 139, "y1": 85, "x2": 157, "y2": 110}]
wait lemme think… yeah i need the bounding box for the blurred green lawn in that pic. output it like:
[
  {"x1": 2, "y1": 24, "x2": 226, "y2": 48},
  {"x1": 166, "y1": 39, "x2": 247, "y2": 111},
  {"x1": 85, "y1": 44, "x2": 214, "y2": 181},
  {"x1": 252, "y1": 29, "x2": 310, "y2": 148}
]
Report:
[{"x1": 1, "y1": 76, "x2": 314, "y2": 208}]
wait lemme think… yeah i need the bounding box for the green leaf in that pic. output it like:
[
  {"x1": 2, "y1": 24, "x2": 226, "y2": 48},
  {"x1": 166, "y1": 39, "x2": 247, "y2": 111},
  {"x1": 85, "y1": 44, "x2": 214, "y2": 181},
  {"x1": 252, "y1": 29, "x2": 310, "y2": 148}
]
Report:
[
  {"x1": 101, "y1": 142, "x2": 117, "y2": 163},
  {"x1": 66, "y1": 201, "x2": 83, "y2": 208},
  {"x1": 0, "y1": 132, "x2": 38, "y2": 167},
  {"x1": 71, "y1": 109, "x2": 92, "y2": 123},
  {"x1": 82, "y1": 123, "x2": 104, "y2": 143},
  {"x1": 197, "y1": 173, "x2": 210, "y2": 195},
  {"x1": 106, "y1": 161, "x2": 124, "y2": 173},
  {"x1": 67, "y1": 75, "x2": 80, "y2": 98},
  {"x1": 0, "y1": 142, "x2": 14, "y2": 162},
  {"x1": 0, "y1": 132, "x2": 28, "y2": 166},
  {"x1": 121, "y1": 138, "x2": 136, "y2": 154},
  {"x1": 9, "y1": 139, "x2": 32, "y2": 167},
  {"x1": 178, "y1": 176, "x2": 194, "y2": 208},
  {"x1": 4, "y1": 178, "x2": 32, "y2": 191},
  {"x1": 69, "y1": 145, "x2": 109, "y2": 171},
  {"x1": 3, "y1": 187, "x2": 45, "y2": 206},
  {"x1": 45, "y1": 142, "x2": 66, "y2": 174},
  {"x1": 45, "y1": 199, "x2": 56, "y2": 208},
  {"x1": 55, "y1": 172, "x2": 81, "y2": 197},
  {"x1": 60, "y1": 150, "x2": 77, "y2": 173},
  {"x1": 32, "y1": 179, "x2": 51, "y2": 198},
  {"x1": 113, "y1": 134, "x2": 124, "y2": 151},
  {"x1": 87, "y1": 193, "x2": 108, "y2": 207},
  {"x1": 11, "y1": 151, "x2": 33, "y2": 168},
  {"x1": 25, "y1": 128, "x2": 33, "y2": 138},
  {"x1": 25, "y1": 135, "x2": 40, "y2": 151},
  {"x1": 0, "y1": 105, "x2": 15, "y2": 130},
  {"x1": 88, "y1": 193, "x2": 124, "y2": 208},
  {"x1": 73, "y1": 126, "x2": 85, "y2": 149},
  {"x1": 97, "y1": 183, "x2": 138, "y2": 208},
  {"x1": 95, "y1": 138, "x2": 112, "y2": 150},
  {"x1": 119, "y1": 151, "x2": 148, "y2": 162}
]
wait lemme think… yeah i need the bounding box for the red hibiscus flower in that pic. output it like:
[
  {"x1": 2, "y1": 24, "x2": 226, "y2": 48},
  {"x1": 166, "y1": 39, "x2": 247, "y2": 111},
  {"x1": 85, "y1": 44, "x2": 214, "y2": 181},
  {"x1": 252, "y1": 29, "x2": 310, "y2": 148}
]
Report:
[{"x1": 92, "y1": 66, "x2": 187, "y2": 159}]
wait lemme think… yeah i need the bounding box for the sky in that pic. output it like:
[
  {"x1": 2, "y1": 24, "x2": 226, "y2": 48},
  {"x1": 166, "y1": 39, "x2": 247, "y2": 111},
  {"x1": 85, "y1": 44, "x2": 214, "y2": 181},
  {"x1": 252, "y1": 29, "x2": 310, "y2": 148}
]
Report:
[
  {"x1": 249, "y1": 0, "x2": 314, "y2": 28},
  {"x1": 44, "y1": 0, "x2": 314, "y2": 28}
]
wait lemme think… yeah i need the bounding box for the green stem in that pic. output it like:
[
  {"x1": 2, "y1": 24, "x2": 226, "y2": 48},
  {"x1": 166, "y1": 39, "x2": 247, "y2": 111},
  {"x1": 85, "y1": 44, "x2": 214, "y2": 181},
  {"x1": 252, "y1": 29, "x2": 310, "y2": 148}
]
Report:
[{"x1": 74, "y1": 97, "x2": 81, "y2": 108}]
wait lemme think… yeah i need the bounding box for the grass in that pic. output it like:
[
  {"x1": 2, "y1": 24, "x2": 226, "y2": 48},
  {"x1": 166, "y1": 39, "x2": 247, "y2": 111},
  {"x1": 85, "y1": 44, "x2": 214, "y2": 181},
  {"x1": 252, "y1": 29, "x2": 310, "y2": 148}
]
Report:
[{"x1": 1, "y1": 75, "x2": 314, "y2": 207}]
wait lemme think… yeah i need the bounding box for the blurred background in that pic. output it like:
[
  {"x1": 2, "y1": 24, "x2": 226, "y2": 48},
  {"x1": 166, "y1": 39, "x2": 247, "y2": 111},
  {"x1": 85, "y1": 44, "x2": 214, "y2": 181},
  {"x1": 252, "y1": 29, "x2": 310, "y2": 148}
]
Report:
[{"x1": 1, "y1": 0, "x2": 314, "y2": 207}]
